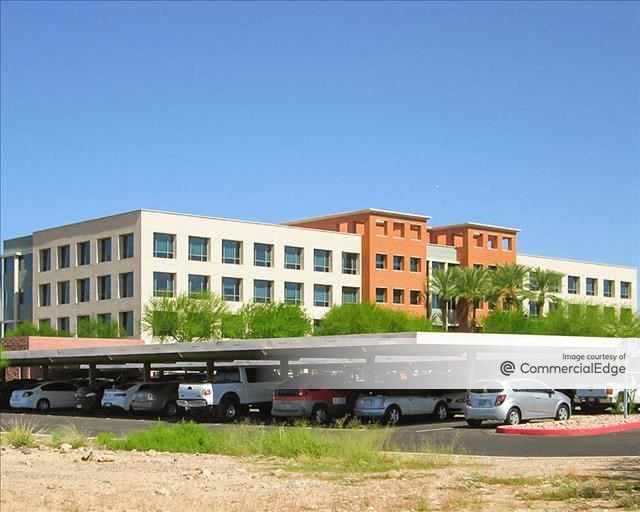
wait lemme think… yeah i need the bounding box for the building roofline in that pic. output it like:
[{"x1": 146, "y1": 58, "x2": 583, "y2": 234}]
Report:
[
  {"x1": 284, "y1": 208, "x2": 432, "y2": 225},
  {"x1": 429, "y1": 222, "x2": 521, "y2": 234},
  {"x1": 29, "y1": 209, "x2": 362, "y2": 238},
  {"x1": 518, "y1": 253, "x2": 638, "y2": 271}
]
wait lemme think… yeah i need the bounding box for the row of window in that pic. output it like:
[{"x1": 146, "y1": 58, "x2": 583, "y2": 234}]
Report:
[
  {"x1": 152, "y1": 272, "x2": 360, "y2": 307},
  {"x1": 38, "y1": 234, "x2": 134, "y2": 272},
  {"x1": 38, "y1": 273, "x2": 134, "y2": 306},
  {"x1": 39, "y1": 311, "x2": 134, "y2": 336},
  {"x1": 153, "y1": 234, "x2": 360, "y2": 274},
  {"x1": 567, "y1": 276, "x2": 632, "y2": 299},
  {"x1": 375, "y1": 254, "x2": 422, "y2": 272},
  {"x1": 375, "y1": 287, "x2": 422, "y2": 306}
]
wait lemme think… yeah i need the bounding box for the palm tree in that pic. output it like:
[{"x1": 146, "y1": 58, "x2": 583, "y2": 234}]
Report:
[
  {"x1": 488, "y1": 263, "x2": 531, "y2": 311},
  {"x1": 426, "y1": 266, "x2": 458, "y2": 332},
  {"x1": 454, "y1": 266, "x2": 489, "y2": 332},
  {"x1": 528, "y1": 267, "x2": 564, "y2": 316}
]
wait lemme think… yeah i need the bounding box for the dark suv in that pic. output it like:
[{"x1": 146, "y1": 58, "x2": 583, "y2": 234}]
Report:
[{"x1": 74, "y1": 380, "x2": 114, "y2": 413}]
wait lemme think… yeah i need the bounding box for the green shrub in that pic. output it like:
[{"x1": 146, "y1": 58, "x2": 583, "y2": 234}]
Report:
[
  {"x1": 3, "y1": 322, "x2": 71, "y2": 338},
  {"x1": 49, "y1": 424, "x2": 88, "y2": 448},
  {"x1": 4, "y1": 417, "x2": 43, "y2": 447},
  {"x1": 316, "y1": 302, "x2": 432, "y2": 336},
  {"x1": 483, "y1": 304, "x2": 640, "y2": 338},
  {"x1": 76, "y1": 318, "x2": 127, "y2": 338}
]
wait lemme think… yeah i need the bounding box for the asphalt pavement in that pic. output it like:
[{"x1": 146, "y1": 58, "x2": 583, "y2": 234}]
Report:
[{"x1": 2, "y1": 410, "x2": 638, "y2": 457}]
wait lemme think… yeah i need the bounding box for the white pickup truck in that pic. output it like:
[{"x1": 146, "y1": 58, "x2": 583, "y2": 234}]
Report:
[
  {"x1": 576, "y1": 385, "x2": 640, "y2": 413},
  {"x1": 177, "y1": 366, "x2": 280, "y2": 421}
]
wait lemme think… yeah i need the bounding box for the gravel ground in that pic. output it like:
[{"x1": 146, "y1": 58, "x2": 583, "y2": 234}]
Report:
[
  {"x1": 500, "y1": 414, "x2": 640, "y2": 431},
  {"x1": 1, "y1": 444, "x2": 638, "y2": 511}
]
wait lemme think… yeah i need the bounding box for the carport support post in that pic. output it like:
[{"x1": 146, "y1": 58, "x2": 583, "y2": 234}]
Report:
[
  {"x1": 279, "y1": 359, "x2": 289, "y2": 379},
  {"x1": 88, "y1": 364, "x2": 97, "y2": 388},
  {"x1": 41, "y1": 365, "x2": 49, "y2": 380},
  {"x1": 143, "y1": 362, "x2": 151, "y2": 382},
  {"x1": 365, "y1": 355, "x2": 375, "y2": 384},
  {"x1": 206, "y1": 360, "x2": 215, "y2": 382},
  {"x1": 0, "y1": 366, "x2": 5, "y2": 383}
]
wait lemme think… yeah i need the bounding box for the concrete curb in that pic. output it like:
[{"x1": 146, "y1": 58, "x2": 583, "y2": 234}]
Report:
[{"x1": 496, "y1": 421, "x2": 640, "y2": 436}]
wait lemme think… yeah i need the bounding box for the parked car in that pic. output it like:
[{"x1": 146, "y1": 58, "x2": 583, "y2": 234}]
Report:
[
  {"x1": 271, "y1": 375, "x2": 360, "y2": 424},
  {"x1": 576, "y1": 385, "x2": 639, "y2": 413},
  {"x1": 101, "y1": 381, "x2": 145, "y2": 413},
  {"x1": 9, "y1": 380, "x2": 78, "y2": 411},
  {"x1": 353, "y1": 391, "x2": 450, "y2": 425},
  {"x1": 74, "y1": 379, "x2": 114, "y2": 413},
  {"x1": 435, "y1": 390, "x2": 468, "y2": 417},
  {"x1": 131, "y1": 381, "x2": 180, "y2": 417},
  {"x1": 0, "y1": 379, "x2": 38, "y2": 408},
  {"x1": 177, "y1": 366, "x2": 279, "y2": 421},
  {"x1": 465, "y1": 379, "x2": 572, "y2": 427}
]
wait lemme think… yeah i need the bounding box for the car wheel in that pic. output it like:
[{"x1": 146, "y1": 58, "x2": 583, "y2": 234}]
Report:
[
  {"x1": 164, "y1": 401, "x2": 178, "y2": 418},
  {"x1": 36, "y1": 399, "x2": 50, "y2": 412},
  {"x1": 505, "y1": 407, "x2": 521, "y2": 426},
  {"x1": 310, "y1": 404, "x2": 328, "y2": 425},
  {"x1": 555, "y1": 404, "x2": 571, "y2": 421},
  {"x1": 383, "y1": 405, "x2": 401, "y2": 426},
  {"x1": 466, "y1": 419, "x2": 482, "y2": 428},
  {"x1": 433, "y1": 401, "x2": 448, "y2": 421},
  {"x1": 219, "y1": 396, "x2": 240, "y2": 422}
]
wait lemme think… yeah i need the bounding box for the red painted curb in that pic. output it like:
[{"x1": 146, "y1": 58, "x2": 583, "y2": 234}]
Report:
[{"x1": 497, "y1": 421, "x2": 640, "y2": 436}]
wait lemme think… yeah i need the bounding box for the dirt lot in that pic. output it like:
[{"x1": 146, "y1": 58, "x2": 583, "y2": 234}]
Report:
[{"x1": 2, "y1": 445, "x2": 639, "y2": 511}]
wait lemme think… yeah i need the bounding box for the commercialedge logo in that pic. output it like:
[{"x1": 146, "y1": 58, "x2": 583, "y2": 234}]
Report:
[
  {"x1": 500, "y1": 361, "x2": 515, "y2": 376},
  {"x1": 500, "y1": 360, "x2": 626, "y2": 377}
]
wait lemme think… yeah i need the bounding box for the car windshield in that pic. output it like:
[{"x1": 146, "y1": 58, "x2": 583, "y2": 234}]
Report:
[
  {"x1": 113, "y1": 383, "x2": 138, "y2": 391},
  {"x1": 470, "y1": 381, "x2": 504, "y2": 394}
]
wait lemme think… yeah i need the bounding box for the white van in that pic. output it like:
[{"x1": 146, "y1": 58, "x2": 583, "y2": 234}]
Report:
[{"x1": 177, "y1": 366, "x2": 280, "y2": 421}]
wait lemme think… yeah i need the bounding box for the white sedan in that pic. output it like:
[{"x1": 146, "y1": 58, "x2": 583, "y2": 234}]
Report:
[
  {"x1": 101, "y1": 382, "x2": 145, "y2": 412},
  {"x1": 10, "y1": 381, "x2": 79, "y2": 411}
]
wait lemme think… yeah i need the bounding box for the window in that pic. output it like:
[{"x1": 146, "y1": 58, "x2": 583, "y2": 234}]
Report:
[
  {"x1": 376, "y1": 253, "x2": 387, "y2": 269},
  {"x1": 284, "y1": 246, "x2": 302, "y2": 270},
  {"x1": 58, "y1": 317, "x2": 70, "y2": 333},
  {"x1": 586, "y1": 277, "x2": 597, "y2": 296},
  {"x1": 393, "y1": 289, "x2": 404, "y2": 304},
  {"x1": 314, "y1": 284, "x2": 331, "y2": 307},
  {"x1": 392, "y1": 222, "x2": 405, "y2": 238},
  {"x1": 431, "y1": 261, "x2": 444, "y2": 271},
  {"x1": 119, "y1": 272, "x2": 134, "y2": 298},
  {"x1": 57, "y1": 281, "x2": 70, "y2": 305},
  {"x1": 473, "y1": 264, "x2": 483, "y2": 270},
  {"x1": 120, "y1": 233, "x2": 134, "y2": 259},
  {"x1": 254, "y1": 243, "x2": 273, "y2": 267},
  {"x1": 621, "y1": 281, "x2": 631, "y2": 300},
  {"x1": 222, "y1": 240, "x2": 242, "y2": 264},
  {"x1": 342, "y1": 287, "x2": 359, "y2": 304},
  {"x1": 410, "y1": 257, "x2": 421, "y2": 273},
  {"x1": 342, "y1": 252, "x2": 359, "y2": 274},
  {"x1": 39, "y1": 248, "x2": 51, "y2": 272},
  {"x1": 97, "y1": 275, "x2": 111, "y2": 300},
  {"x1": 375, "y1": 220, "x2": 387, "y2": 236},
  {"x1": 77, "y1": 278, "x2": 90, "y2": 303},
  {"x1": 568, "y1": 276, "x2": 579, "y2": 294},
  {"x1": 474, "y1": 234, "x2": 483, "y2": 248},
  {"x1": 222, "y1": 277, "x2": 242, "y2": 301},
  {"x1": 153, "y1": 272, "x2": 175, "y2": 297},
  {"x1": 284, "y1": 282, "x2": 303, "y2": 305},
  {"x1": 502, "y1": 237, "x2": 512, "y2": 251},
  {"x1": 77, "y1": 241, "x2": 91, "y2": 265},
  {"x1": 409, "y1": 224, "x2": 422, "y2": 240},
  {"x1": 529, "y1": 301, "x2": 540, "y2": 317},
  {"x1": 487, "y1": 235, "x2": 498, "y2": 249},
  {"x1": 189, "y1": 236, "x2": 209, "y2": 261},
  {"x1": 188, "y1": 274, "x2": 209, "y2": 296},
  {"x1": 410, "y1": 290, "x2": 421, "y2": 305},
  {"x1": 254, "y1": 280, "x2": 273, "y2": 303},
  {"x1": 58, "y1": 245, "x2": 71, "y2": 269},
  {"x1": 529, "y1": 273, "x2": 539, "y2": 291},
  {"x1": 393, "y1": 255, "x2": 404, "y2": 271},
  {"x1": 77, "y1": 315, "x2": 90, "y2": 329},
  {"x1": 39, "y1": 284, "x2": 51, "y2": 307},
  {"x1": 98, "y1": 237, "x2": 112, "y2": 263},
  {"x1": 314, "y1": 249, "x2": 331, "y2": 272},
  {"x1": 97, "y1": 313, "x2": 111, "y2": 324},
  {"x1": 603, "y1": 280, "x2": 614, "y2": 298},
  {"x1": 119, "y1": 311, "x2": 134, "y2": 336},
  {"x1": 153, "y1": 233, "x2": 175, "y2": 258},
  {"x1": 431, "y1": 294, "x2": 442, "y2": 309},
  {"x1": 39, "y1": 319, "x2": 51, "y2": 327},
  {"x1": 376, "y1": 287, "x2": 387, "y2": 303}
]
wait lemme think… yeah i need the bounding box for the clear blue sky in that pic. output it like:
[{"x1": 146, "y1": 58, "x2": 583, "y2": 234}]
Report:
[{"x1": 1, "y1": 2, "x2": 638, "y2": 271}]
